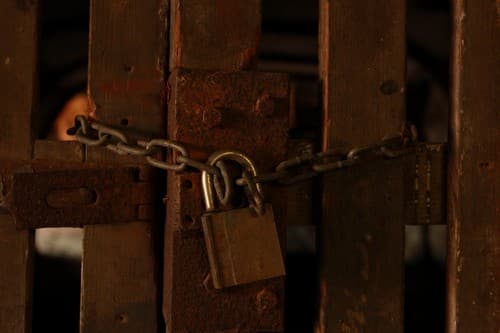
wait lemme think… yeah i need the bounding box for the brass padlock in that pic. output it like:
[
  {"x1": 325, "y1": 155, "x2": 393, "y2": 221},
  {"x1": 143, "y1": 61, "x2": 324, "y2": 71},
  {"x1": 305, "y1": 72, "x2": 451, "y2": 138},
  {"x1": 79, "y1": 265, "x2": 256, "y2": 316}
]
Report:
[{"x1": 201, "y1": 150, "x2": 285, "y2": 289}]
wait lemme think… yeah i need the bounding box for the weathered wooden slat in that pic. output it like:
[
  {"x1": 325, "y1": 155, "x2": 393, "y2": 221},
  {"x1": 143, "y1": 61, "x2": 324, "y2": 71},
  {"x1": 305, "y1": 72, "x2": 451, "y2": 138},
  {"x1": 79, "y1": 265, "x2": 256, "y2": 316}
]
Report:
[
  {"x1": 0, "y1": 0, "x2": 38, "y2": 160},
  {"x1": 81, "y1": 223, "x2": 158, "y2": 333},
  {"x1": 81, "y1": 0, "x2": 168, "y2": 332},
  {"x1": 448, "y1": 1, "x2": 499, "y2": 332},
  {"x1": 170, "y1": 0, "x2": 261, "y2": 70},
  {"x1": 166, "y1": 2, "x2": 289, "y2": 331},
  {"x1": 0, "y1": 215, "x2": 33, "y2": 333},
  {"x1": 33, "y1": 140, "x2": 84, "y2": 162},
  {"x1": 0, "y1": 1, "x2": 38, "y2": 332},
  {"x1": 165, "y1": 69, "x2": 288, "y2": 332},
  {"x1": 318, "y1": 0, "x2": 406, "y2": 332}
]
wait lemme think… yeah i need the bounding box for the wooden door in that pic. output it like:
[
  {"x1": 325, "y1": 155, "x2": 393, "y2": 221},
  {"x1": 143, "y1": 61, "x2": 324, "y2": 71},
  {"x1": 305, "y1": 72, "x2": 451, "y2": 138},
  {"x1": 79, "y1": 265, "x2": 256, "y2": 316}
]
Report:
[{"x1": 0, "y1": 1, "x2": 498, "y2": 333}]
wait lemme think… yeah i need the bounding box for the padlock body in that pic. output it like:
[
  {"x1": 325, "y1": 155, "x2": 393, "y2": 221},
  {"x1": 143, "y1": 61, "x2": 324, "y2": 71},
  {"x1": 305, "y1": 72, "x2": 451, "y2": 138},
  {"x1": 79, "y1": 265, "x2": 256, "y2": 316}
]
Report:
[{"x1": 202, "y1": 204, "x2": 285, "y2": 289}]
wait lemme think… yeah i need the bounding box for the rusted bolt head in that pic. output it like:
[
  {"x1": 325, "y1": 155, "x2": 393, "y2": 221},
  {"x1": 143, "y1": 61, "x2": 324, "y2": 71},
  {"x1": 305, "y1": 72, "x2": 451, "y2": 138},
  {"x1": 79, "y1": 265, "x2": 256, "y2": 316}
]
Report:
[
  {"x1": 255, "y1": 94, "x2": 275, "y2": 117},
  {"x1": 256, "y1": 289, "x2": 278, "y2": 313},
  {"x1": 380, "y1": 80, "x2": 400, "y2": 95},
  {"x1": 180, "y1": 214, "x2": 197, "y2": 230},
  {"x1": 203, "y1": 108, "x2": 223, "y2": 128},
  {"x1": 115, "y1": 313, "x2": 129, "y2": 324}
]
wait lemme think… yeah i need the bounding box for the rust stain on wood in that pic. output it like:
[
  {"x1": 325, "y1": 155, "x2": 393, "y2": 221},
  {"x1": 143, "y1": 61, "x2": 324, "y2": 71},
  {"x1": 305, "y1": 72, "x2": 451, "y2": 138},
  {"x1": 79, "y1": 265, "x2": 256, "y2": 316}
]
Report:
[
  {"x1": 169, "y1": 0, "x2": 261, "y2": 70},
  {"x1": 164, "y1": 69, "x2": 288, "y2": 332}
]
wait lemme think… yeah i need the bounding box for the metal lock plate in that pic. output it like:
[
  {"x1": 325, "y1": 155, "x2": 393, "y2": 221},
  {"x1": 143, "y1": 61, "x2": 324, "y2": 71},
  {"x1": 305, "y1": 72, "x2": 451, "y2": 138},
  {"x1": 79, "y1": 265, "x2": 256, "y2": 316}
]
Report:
[{"x1": 202, "y1": 203, "x2": 285, "y2": 289}]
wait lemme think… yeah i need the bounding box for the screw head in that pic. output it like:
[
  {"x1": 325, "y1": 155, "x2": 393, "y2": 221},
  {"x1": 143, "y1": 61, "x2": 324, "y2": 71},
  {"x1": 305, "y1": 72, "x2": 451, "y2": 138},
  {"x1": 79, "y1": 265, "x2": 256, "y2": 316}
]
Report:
[
  {"x1": 256, "y1": 289, "x2": 278, "y2": 313},
  {"x1": 203, "y1": 108, "x2": 223, "y2": 128},
  {"x1": 255, "y1": 94, "x2": 275, "y2": 117},
  {"x1": 380, "y1": 80, "x2": 400, "y2": 95}
]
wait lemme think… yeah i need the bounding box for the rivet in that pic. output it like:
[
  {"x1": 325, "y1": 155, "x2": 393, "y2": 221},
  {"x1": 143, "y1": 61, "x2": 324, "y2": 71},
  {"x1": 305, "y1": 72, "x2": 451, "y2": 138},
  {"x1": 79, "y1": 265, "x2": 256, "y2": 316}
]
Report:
[
  {"x1": 123, "y1": 64, "x2": 134, "y2": 73},
  {"x1": 182, "y1": 215, "x2": 195, "y2": 227},
  {"x1": 256, "y1": 289, "x2": 278, "y2": 313},
  {"x1": 203, "y1": 108, "x2": 223, "y2": 128},
  {"x1": 116, "y1": 313, "x2": 129, "y2": 324},
  {"x1": 255, "y1": 94, "x2": 275, "y2": 117},
  {"x1": 380, "y1": 80, "x2": 400, "y2": 95}
]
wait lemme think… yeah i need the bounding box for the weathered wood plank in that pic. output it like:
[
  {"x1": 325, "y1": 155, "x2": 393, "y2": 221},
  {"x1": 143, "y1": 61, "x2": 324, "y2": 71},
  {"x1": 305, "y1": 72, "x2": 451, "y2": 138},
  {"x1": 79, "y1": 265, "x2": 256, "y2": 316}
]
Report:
[
  {"x1": 170, "y1": 0, "x2": 260, "y2": 70},
  {"x1": 165, "y1": 69, "x2": 288, "y2": 332},
  {"x1": 166, "y1": 2, "x2": 288, "y2": 331},
  {"x1": 0, "y1": 1, "x2": 38, "y2": 332},
  {"x1": 81, "y1": 223, "x2": 158, "y2": 333},
  {"x1": 34, "y1": 140, "x2": 84, "y2": 161},
  {"x1": 81, "y1": 0, "x2": 168, "y2": 332},
  {"x1": 318, "y1": 0, "x2": 406, "y2": 332},
  {"x1": 448, "y1": 1, "x2": 499, "y2": 332},
  {"x1": 0, "y1": 0, "x2": 38, "y2": 160},
  {"x1": 320, "y1": 158, "x2": 408, "y2": 333},
  {"x1": 0, "y1": 215, "x2": 33, "y2": 333}
]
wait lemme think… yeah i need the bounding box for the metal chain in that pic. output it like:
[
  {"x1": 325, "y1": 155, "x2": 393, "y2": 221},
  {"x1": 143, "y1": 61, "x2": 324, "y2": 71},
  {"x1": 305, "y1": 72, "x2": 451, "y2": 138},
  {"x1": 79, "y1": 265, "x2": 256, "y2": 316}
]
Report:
[
  {"x1": 72, "y1": 116, "x2": 220, "y2": 174},
  {"x1": 70, "y1": 116, "x2": 417, "y2": 189}
]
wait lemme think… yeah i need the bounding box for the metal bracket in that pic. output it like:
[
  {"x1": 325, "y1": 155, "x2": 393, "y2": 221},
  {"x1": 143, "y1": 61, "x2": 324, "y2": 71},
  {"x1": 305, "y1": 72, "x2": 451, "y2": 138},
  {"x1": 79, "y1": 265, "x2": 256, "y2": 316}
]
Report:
[
  {"x1": 0, "y1": 161, "x2": 155, "y2": 229},
  {"x1": 405, "y1": 142, "x2": 447, "y2": 225}
]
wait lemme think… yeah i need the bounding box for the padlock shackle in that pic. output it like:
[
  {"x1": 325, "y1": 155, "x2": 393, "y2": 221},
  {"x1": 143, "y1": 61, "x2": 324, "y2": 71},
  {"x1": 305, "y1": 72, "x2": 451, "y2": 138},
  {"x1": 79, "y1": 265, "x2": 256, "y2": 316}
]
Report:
[{"x1": 202, "y1": 150, "x2": 262, "y2": 212}]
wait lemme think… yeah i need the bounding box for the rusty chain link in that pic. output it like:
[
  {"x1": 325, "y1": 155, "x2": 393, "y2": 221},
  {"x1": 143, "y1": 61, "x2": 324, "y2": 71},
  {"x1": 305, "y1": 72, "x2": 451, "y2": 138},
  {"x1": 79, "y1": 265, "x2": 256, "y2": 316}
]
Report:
[{"x1": 70, "y1": 116, "x2": 417, "y2": 192}]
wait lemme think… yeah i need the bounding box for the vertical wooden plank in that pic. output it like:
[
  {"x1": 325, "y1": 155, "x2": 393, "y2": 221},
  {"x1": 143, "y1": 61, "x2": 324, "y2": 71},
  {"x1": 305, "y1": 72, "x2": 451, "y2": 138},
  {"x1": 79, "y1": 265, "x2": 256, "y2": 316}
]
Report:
[
  {"x1": 81, "y1": 0, "x2": 168, "y2": 332},
  {"x1": 448, "y1": 1, "x2": 499, "y2": 332},
  {"x1": 165, "y1": 1, "x2": 287, "y2": 331},
  {"x1": 0, "y1": 215, "x2": 33, "y2": 333},
  {"x1": 170, "y1": 0, "x2": 261, "y2": 70},
  {"x1": 0, "y1": 1, "x2": 38, "y2": 332},
  {"x1": 318, "y1": 0, "x2": 406, "y2": 332},
  {"x1": 165, "y1": 70, "x2": 288, "y2": 332},
  {"x1": 0, "y1": 0, "x2": 38, "y2": 159}
]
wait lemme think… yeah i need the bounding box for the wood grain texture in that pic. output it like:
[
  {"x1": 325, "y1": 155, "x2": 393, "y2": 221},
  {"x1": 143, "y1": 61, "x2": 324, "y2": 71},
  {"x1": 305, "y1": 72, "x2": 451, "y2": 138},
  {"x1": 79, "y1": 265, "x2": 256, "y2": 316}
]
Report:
[
  {"x1": 320, "y1": 158, "x2": 407, "y2": 333},
  {"x1": 0, "y1": 215, "x2": 33, "y2": 333},
  {"x1": 81, "y1": 223, "x2": 158, "y2": 333},
  {"x1": 0, "y1": 0, "x2": 38, "y2": 160},
  {"x1": 0, "y1": 1, "x2": 38, "y2": 332},
  {"x1": 170, "y1": 0, "x2": 261, "y2": 70},
  {"x1": 319, "y1": 0, "x2": 405, "y2": 147},
  {"x1": 318, "y1": 0, "x2": 406, "y2": 332},
  {"x1": 81, "y1": 0, "x2": 168, "y2": 332},
  {"x1": 166, "y1": 1, "x2": 285, "y2": 330},
  {"x1": 33, "y1": 140, "x2": 84, "y2": 161},
  {"x1": 448, "y1": 1, "x2": 499, "y2": 332},
  {"x1": 164, "y1": 69, "x2": 288, "y2": 332}
]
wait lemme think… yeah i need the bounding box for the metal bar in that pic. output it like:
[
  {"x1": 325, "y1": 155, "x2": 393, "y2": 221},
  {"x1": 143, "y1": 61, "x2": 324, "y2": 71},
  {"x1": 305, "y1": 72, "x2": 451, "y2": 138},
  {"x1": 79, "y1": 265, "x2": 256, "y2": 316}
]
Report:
[
  {"x1": 404, "y1": 143, "x2": 447, "y2": 225},
  {"x1": 2, "y1": 164, "x2": 153, "y2": 229}
]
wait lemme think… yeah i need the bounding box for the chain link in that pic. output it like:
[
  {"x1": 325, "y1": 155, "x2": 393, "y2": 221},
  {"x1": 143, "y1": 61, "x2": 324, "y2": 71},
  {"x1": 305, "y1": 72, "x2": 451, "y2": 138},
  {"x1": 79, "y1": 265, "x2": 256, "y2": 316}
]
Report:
[{"x1": 70, "y1": 116, "x2": 416, "y2": 194}]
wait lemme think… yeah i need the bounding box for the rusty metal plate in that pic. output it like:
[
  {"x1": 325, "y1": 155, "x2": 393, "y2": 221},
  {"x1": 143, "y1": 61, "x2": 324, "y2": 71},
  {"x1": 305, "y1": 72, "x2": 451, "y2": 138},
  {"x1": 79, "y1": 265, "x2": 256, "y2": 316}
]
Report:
[
  {"x1": 3, "y1": 164, "x2": 154, "y2": 229},
  {"x1": 165, "y1": 69, "x2": 289, "y2": 332}
]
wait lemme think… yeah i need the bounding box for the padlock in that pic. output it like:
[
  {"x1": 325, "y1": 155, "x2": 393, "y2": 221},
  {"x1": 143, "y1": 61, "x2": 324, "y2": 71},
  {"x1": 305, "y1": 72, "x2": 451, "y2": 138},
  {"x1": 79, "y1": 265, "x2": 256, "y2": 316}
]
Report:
[{"x1": 201, "y1": 150, "x2": 285, "y2": 289}]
